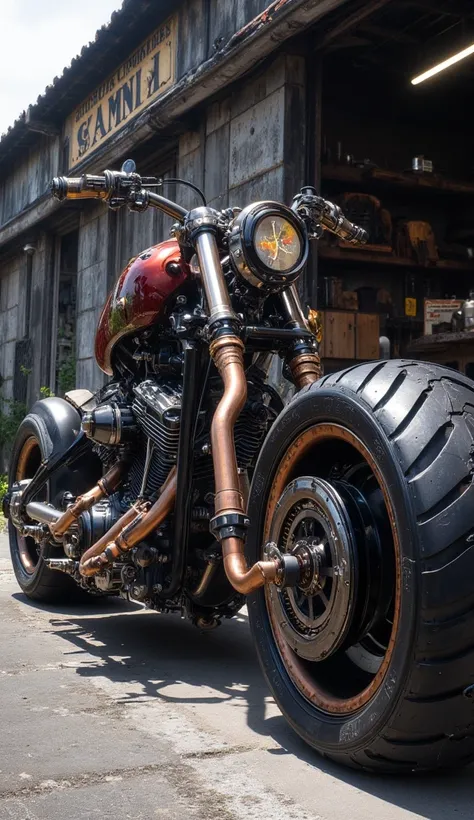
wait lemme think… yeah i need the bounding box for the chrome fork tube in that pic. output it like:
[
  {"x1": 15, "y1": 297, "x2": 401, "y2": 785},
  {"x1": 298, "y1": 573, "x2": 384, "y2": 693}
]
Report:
[
  {"x1": 195, "y1": 232, "x2": 235, "y2": 322},
  {"x1": 280, "y1": 284, "x2": 321, "y2": 388},
  {"x1": 280, "y1": 283, "x2": 308, "y2": 329}
]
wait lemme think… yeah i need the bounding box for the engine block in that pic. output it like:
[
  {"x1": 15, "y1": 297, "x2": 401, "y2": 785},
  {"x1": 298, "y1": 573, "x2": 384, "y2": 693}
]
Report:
[{"x1": 129, "y1": 379, "x2": 182, "y2": 495}]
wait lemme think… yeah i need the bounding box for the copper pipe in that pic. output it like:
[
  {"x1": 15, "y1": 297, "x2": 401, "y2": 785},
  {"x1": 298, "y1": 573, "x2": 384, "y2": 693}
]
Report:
[
  {"x1": 79, "y1": 503, "x2": 146, "y2": 576},
  {"x1": 192, "y1": 562, "x2": 217, "y2": 598},
  {"x1": 210, "y1": 335, "x2": 279, "y2": 594},
  {"x1": 51, "y1": 461, "x2": 127, "y2": 538},
  {"x1": 80, "y1": 467, "x2": 177, "y2": 577},
  {"x1": 222, "y1": 537, "x2": 279, "y2": 594},
  {"x1": 238, "y1": 469, "x2": 250, "y2": 513},
  {"x1": 210, "y1": 336, "x2": 248, "y2": 518},
  {"x1": 288, "y1": 351, "x2": 321, "y2": 388}
]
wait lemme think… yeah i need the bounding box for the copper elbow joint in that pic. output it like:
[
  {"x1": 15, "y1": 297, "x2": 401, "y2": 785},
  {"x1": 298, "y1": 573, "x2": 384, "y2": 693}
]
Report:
[
  {"x1": 222, "y1": 543, "x2": 279, "y2": 594},
  {"x1": 51, "y1": 460, "x2": 127, "y2": 538}
]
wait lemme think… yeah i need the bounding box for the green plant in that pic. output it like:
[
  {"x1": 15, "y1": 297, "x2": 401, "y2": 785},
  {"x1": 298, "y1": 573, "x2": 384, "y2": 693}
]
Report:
[
  {"x1": 58, "y1": 354, "x2": 76, "y2": 395},
  {"x1": 0, "y1": 474, "x2": 8, "y2": 503},
  {"x1": 39, "y1": 386, "x2": 55, "y2": 399},
  {"x1": 0, "y1": 398, "x2": 27, "y2": 451}
]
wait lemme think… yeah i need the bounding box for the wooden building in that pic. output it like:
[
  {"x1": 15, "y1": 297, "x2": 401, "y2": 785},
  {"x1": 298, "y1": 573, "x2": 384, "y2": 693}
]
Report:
[{"x1": 1, "y1": 0, "x2": 473, "y2": 409}]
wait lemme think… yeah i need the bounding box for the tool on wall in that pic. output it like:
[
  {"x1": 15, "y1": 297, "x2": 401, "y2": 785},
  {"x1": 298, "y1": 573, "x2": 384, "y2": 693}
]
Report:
[{"x1": 396, "y1": 220, "x2": 438, "y2": 266}]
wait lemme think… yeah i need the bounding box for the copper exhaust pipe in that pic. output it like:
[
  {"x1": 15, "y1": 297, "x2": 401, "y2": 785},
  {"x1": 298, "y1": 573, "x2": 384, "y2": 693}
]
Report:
[
  {"x1": 222, "y1": 537, "x2": 279, "y2": 594},
  {"x1": 210, "y1": 335, "x2": 279, "y2": 594},
  {"x1": 288, "y1": 351, "x2": 321, "y2": 388},
  {"x1": 51, "y1": 461, "x2": 127, "y2": 538},
  {"x1": 210, "y1": 336, "x2": 248, "y2": 519},
  {"x1": 79, "y1": 503, "x2": 146, "y2": 576},
  {"x1": 80, "y1": 467, "x2": 177, "y2": 577}
]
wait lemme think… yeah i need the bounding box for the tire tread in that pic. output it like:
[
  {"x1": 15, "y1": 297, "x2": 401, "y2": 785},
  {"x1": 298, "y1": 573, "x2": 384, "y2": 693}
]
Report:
[{"x1": 304, "y1": 361, "x2": 474, "y2": 772}]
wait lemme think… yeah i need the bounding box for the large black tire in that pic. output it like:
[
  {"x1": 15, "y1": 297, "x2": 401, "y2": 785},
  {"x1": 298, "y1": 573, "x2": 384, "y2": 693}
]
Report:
[
  {"x1": 9, "y1": 403, "x2": 98, "y2": 602},
  {"x1": 247, "y1": 359, "x2": 474, "y2": 773}
]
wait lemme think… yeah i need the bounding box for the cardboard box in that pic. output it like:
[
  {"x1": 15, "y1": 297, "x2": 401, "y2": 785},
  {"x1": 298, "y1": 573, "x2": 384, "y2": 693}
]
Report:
[{"x1": 424, "y1": 299, "x2": 462, "y2": 335}]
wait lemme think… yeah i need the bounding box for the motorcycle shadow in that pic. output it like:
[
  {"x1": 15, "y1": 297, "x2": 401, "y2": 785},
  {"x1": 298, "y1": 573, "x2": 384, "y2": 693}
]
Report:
[{"x1": 15, "y1": 593, "x2": 474, "y2": 819}]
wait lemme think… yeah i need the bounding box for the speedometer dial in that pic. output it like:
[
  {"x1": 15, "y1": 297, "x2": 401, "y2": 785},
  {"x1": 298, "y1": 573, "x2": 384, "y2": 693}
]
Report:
[
  {"x1": 228, "y1": 201, "x2": 308, "y2": 291},
  {"x1": 254, "y1": 216, "x2": 302, "y2": 272}
]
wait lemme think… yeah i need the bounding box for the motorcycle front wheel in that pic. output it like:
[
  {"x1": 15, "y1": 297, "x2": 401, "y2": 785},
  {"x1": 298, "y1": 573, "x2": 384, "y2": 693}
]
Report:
[{"x1": 247, "y1": 360, "x2": 474, "y2": 773}]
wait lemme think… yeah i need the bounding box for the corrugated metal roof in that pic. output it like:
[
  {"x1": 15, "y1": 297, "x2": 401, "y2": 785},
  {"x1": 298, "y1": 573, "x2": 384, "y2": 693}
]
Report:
[{"x1": 0, "y1": 0, "x2": 176, "y2": 165}]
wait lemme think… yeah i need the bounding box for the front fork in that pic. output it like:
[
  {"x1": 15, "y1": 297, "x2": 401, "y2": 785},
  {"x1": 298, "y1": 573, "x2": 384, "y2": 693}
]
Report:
[{"x1": 192, "y1": 215, "x2": 320, "y2": 594}]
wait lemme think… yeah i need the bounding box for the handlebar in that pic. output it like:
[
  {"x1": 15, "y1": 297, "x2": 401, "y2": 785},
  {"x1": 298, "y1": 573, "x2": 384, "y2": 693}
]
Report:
[
  {"x1": 318, "y1": 199, "x2": 368, "y2": 244},
  {"x1": 292, "y1": 187, "x2": 368, "y2": 245},
  {"x1": 51, "y1": 174, "x2": 368, "y2": 245},
  {"x1": 51, "y1": 175, "x2": 111, "y2": 200},
  {"x1": 51, "y1": 172, "x2": 187, "y2": 221}
]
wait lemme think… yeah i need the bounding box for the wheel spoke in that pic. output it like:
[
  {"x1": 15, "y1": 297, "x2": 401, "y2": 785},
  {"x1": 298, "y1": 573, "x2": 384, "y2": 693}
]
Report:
[
  {"x1": 307, "y1": 596, "x2": 314, "y2": 620},
  {"x1": 318, "y1": 589, "x2": 329, "y2": 609}
]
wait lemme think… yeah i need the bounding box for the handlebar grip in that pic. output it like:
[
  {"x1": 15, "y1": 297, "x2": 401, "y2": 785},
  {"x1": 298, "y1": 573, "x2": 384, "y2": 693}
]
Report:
[
  {"x1": 320, "y1": 200, "x2": 368, "y2": 244},
  {"x1": 51, "y1": 175, "x2": 110, "y2": 201}
]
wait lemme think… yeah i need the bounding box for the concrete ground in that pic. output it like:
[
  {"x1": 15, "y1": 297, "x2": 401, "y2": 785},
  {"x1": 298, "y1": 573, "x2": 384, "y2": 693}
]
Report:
[{"x1": 0, "y1": 532, "x2": 473, "y2": 820}]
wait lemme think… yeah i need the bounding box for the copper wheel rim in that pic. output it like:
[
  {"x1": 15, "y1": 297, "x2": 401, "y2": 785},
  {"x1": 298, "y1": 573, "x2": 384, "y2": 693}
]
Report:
[
  {"x1": 15, "y1": 436, "x2": 43, "y2": 574},
  {"x1": 263, "y1": 423, "x2": 400, "y2": 715}
]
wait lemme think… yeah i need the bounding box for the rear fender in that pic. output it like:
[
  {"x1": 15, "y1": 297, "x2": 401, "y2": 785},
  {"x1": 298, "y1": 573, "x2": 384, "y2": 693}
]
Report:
[{"x1": 27, "y1": 397, "x2": 82, "y2": 460}]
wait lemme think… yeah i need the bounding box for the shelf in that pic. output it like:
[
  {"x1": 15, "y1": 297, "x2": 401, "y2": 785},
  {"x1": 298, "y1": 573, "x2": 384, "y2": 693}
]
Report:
[
  {"x1": 408, "y1": 330, "x2": 474, "y2": 353},
  {"x1": 318, "y1": 244, "x2": 474, "y2": 272},
  {"x1": 321, "y1": 164, "x2": 474, "y2": 196}
]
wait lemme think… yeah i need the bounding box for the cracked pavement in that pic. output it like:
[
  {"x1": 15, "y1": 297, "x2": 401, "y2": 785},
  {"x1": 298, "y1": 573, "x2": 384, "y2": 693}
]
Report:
[{"x1": 0, "y1": 533, "x2": 473, "y2": 820}]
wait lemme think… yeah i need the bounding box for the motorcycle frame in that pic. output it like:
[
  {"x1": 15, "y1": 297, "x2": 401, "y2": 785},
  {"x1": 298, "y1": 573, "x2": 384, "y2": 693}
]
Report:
[{"x1": 21, "y1": 174, "x2": 363, "y2": 596}]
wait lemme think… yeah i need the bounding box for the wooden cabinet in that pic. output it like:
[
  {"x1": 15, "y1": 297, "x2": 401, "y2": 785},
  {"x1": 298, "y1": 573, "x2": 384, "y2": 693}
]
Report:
[
  {"x1": 319, "y1": 311, "x2": 380, "y2": 360},
  {"x1": 321, "y1": 311, "x2": 355, "y2": 358},
  {"x1": 356, "y1": 313, "x2": 380, "y2": 359}
]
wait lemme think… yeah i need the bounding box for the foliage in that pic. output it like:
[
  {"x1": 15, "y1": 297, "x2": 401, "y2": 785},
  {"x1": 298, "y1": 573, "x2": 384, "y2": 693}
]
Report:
[
  {"x1": 0, "y1": 474, "x2": 8, "y2": 503},
  {"x1": 0, "y1": 385, "x2": 53, "y2": 458},
  {"x1": 58, "y1": 354, "x2": 76, "y2": 395},
  {"x1": 0, "y1": 398, "x2": 27, "y2": 451},
  {"x1": 0, "y1": 474, "x2": 8, "y2": 531}
]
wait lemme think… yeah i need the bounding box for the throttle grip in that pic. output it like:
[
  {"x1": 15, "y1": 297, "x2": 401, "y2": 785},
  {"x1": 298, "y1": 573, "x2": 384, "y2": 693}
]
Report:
[
  {"x1": 292, "y1": 187, "x2": 368, "y2": 245},
  {"x1": 51, "y1": 174, "x2": 113, "y2": 201},
  {"x1": 320, "y1": 200, "x2": 368, "y2": 244}
]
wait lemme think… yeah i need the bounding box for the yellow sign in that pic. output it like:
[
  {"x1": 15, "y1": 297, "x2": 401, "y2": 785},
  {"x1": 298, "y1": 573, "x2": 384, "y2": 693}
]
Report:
[
  {"x1": 66, "y1": 17, "x2": 177, "y2": 168},
  {"x1": 405, "y1": 297, "x2": 417, "y2": 317}
]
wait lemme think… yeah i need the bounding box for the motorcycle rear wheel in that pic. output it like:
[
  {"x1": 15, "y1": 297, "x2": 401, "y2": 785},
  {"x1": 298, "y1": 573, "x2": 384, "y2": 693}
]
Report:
[
  {"x1": 247, "y1": 360, "x2": 474, "y2": 773},
  {"x1": 9, "y1": 413, "x2": 87, "y2": 601}
]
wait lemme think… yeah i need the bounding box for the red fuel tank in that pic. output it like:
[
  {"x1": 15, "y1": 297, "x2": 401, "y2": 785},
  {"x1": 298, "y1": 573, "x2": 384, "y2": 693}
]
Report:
[{"x1": 95, "y1": 239, "x2": 189, "y2": 375}]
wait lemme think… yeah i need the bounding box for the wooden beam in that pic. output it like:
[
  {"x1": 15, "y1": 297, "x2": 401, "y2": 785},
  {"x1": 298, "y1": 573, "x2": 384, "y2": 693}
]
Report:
[
  {"x1": 400, "y1": 0, "x2": 465, "y2": 17},
  {"x1": 316, "y1": 0, "x2": 395, "y2": 48},
  {"x1": 24, "y1": 107, "x2": 60, "y2": 137},
  {"x1": 358, "y1": 22, "x2": 419, "y2": 44},
  {"x1": 326, "y1": 35, "x2": 373, "y2": 50}
]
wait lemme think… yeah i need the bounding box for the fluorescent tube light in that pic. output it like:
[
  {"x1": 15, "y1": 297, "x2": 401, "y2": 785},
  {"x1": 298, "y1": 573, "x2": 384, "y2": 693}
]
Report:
[{"x1": 411, "y1": 43, "x2": 474, "y2": 85}]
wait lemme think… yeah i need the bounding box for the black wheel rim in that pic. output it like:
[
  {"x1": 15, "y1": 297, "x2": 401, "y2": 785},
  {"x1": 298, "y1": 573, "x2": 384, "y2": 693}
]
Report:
[
  {"x1": 14, "y1": 436, "x2": 45, "y2": 574},
  {"x1": 264, "y1": 423, "x2": 398, "y2": 714}
]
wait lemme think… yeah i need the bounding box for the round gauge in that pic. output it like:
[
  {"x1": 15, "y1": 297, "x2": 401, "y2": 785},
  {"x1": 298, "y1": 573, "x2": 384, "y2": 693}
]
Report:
[
  {"x1": 228, "y1": 202, "x2": 309, "y2": 291},
  {"x1": 254, "y1": 215, "x2": 302, "y2": 272}
]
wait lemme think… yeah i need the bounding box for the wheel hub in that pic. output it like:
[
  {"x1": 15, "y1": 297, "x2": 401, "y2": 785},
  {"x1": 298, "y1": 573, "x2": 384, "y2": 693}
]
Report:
[
  {"x1": 266, "y1": 475, "x2": 381, "y2": 662},
  {"x1": 291, "y1": 539, "x2": 325, "y2": 596}
]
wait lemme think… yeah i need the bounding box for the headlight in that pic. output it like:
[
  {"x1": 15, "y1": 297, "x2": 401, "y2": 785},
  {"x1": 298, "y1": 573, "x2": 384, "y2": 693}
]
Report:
[{"x1": 228, "y1": 202, "x2": 308, "y2": 291}]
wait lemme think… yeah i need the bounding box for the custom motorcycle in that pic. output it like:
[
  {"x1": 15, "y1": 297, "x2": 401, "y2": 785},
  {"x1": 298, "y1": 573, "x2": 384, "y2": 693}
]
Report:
[{"x1": 5, "y1": 161, "x2": 474, "y2": 773}]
